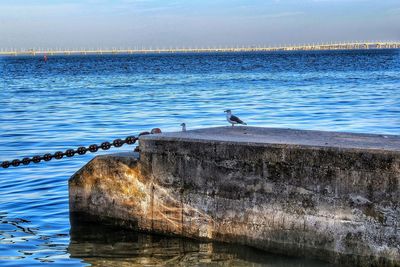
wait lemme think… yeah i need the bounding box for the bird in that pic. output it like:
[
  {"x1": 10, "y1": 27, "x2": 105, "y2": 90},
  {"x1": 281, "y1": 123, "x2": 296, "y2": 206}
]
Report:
[
  {"x1": 180, "y1": 123, "x2": 187, "y2": 132},
  {"x1": 224, "y1": 110, "x2": 247, "y2": 127}
]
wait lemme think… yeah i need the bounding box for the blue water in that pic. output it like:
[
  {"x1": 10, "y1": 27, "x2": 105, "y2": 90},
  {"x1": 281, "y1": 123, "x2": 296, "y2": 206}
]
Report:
[{"x1": 0, "y1": 50, "x2": 399, "y2": 266}]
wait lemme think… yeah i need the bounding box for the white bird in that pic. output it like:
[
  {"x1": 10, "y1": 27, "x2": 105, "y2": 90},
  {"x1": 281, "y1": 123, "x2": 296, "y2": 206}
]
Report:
[
  {"x1": 180, "y1": 123, "x2": 187, "y2": 132},
  {"x1": 224, "y1": 110, "x2": 247, "y2": 127}
]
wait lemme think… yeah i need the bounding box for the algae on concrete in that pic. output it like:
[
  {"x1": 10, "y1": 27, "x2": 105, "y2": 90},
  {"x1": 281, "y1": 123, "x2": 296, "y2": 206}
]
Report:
[{"x1": 69, "y1": 127, "x2": 400, "y2": 266}]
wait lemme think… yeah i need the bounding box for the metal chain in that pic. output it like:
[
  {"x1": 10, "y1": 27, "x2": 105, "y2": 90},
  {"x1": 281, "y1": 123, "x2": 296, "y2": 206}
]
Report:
[{"x1": 1, "y1": 135, "x2": 141, "y2": 169}]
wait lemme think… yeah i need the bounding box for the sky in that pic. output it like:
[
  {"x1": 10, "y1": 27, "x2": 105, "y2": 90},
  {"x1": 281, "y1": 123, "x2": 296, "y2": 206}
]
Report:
[{"x1": 0, "y1": 0, "x2": 399, "y2": 50}]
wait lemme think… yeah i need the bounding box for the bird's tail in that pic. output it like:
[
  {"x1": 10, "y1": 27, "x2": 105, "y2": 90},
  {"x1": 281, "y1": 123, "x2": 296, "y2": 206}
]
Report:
[{"x1": 242, "y1": 122, "x2": 247, "y2": 125}]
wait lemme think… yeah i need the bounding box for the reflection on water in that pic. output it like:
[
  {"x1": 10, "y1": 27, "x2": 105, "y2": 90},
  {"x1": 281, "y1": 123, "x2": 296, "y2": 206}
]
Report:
[
  {"x1": 0, "y1": 50, "x2": 399, "y2": 266},
  {"x1": 0, "y1": 212, "x2": 72, "y2": 265},
  {"x1": 68, "y1": 214, "x2": 331, "y2": 267}
]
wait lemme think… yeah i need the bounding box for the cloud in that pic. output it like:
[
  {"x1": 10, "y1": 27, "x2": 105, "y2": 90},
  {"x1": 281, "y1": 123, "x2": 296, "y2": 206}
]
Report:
[
  {"x1": 0, "y1": 0, "x2": 398, "y2": 49},
  {"x1": 0, "y1": 3, "x2": 81, "y2": 18},
  {"x1": 261, "y1": 11, "x2": 304, "y2": 18},
  {"x1": 387, "y1": 7, "x2": 400, "y2": 14},
  {"x1": 311, "y1": 0, "x2": 370, "y2": 2}
]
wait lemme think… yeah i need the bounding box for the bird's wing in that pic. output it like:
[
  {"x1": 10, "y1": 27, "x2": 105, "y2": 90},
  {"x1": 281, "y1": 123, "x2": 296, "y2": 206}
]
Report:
[{"x1": 230, "y1": 115, "x2": 244, "y2": 124}]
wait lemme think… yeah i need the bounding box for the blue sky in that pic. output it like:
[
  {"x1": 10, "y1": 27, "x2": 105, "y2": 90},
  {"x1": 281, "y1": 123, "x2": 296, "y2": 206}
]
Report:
[{"x1": 0, "y1": 0, "x2": 399, "y2": 49}]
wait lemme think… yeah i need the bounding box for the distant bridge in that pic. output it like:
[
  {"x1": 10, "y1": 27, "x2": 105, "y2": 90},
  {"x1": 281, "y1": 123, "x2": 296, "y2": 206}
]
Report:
[{"x1": 1, "y1": 41, "x2": 399, "y2": 56}]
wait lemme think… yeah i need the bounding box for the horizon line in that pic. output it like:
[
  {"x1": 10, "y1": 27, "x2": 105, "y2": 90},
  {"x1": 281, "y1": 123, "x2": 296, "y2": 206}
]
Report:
[{"x1": 1, "y1": 41, "x2": 400, "y2": 56}]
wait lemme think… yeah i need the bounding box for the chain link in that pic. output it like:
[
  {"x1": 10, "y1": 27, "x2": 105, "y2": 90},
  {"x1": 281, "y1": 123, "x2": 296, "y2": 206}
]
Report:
[{"x1": 1, "y1": 135, "x2": 141, "y2": 169}]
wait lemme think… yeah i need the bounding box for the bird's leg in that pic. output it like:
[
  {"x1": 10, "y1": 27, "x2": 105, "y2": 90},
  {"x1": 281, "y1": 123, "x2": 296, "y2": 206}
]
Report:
[{"x1": 232, "y1": 123, "x2": 234, "y2": 127}]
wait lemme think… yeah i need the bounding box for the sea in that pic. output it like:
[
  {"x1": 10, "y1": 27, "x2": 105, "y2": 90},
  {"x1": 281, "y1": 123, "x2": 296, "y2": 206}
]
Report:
[{"x1": 0, "y1": 49, "x2": 399, "y2": 266}]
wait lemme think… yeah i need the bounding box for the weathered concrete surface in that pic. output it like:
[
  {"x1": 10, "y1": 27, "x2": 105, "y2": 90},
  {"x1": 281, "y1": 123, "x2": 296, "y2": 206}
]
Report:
[{"x1": 69, "y1": 127, "x2": 400, "y2": 266}]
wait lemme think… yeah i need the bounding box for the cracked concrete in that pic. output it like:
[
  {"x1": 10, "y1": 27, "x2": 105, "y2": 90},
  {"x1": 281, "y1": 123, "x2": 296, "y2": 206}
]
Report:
[{"x1": 69, "y1": 127, "x2": 400, "y2": 266}]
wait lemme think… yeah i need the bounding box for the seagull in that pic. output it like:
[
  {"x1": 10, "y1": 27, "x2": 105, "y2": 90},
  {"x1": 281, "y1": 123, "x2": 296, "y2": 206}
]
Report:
[
  {"x1": 224, "y1": 110, "x2": 247, "y2": 127},
  {"x1": 180, "y1": 123, "x2": 187, "y2": 132}
]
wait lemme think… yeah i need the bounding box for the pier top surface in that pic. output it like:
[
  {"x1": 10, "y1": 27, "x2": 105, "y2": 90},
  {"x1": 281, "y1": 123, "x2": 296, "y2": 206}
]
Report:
[{"x1": 140, "y1": 126, "x2": 400, "y2": 152}]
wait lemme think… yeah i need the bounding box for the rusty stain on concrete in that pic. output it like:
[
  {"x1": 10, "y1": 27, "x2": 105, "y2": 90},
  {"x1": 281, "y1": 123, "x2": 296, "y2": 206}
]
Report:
[{"x1": 69, "y1": 127, "x2": 400, "y2": 266}]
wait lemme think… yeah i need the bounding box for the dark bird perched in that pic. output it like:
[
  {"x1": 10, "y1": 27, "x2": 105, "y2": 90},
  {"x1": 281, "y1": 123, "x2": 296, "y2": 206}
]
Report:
[{"x1": 224, "y1": 110, "x2": 247, "y2": 127}]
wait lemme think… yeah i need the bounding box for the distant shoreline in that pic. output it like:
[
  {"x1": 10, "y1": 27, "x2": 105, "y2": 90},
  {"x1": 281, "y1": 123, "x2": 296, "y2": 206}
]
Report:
[{"x1": 1, "y1": 41, "x2": 399, "y2": 57}]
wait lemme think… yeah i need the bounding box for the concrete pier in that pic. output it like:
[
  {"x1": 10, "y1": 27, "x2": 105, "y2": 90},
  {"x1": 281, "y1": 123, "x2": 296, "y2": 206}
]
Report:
[{"x1": 69, "y1": 127, "x2": 400, "y2": 266}]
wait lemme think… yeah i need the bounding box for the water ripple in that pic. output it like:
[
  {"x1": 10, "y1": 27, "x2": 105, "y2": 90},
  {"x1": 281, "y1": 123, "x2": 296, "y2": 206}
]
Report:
[{"x1": 0, "y1": 50, "x2": 399, "y2": 266}]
